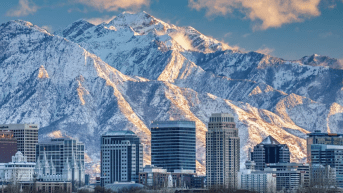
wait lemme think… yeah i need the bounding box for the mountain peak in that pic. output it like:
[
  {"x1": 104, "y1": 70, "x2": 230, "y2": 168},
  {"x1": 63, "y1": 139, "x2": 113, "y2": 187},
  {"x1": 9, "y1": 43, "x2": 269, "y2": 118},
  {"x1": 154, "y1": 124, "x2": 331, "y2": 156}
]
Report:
[
  {"x1": 55, "y1": 18, "x2": 94, "y2": 40},
  {"x1": 300, "y1": 54, "x2": 343, "y2": 69},
  {"x1": 107, "y1": 11, "x2": 173, "y2": 34},
  {"x1": 1, "y1": 20, "x2": 52, "y2": 36}
]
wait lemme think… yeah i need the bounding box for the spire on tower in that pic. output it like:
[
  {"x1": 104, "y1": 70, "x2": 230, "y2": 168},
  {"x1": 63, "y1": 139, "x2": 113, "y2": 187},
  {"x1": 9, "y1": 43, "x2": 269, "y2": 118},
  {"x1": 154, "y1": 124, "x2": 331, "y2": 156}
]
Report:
[
  {"x1": 64, "y1": 157, "x2": 70, "y2": 170},
  {"x1": 35, "y1": 156, "x2": 41, "y2": 169},
  {"x1": 50, "y1": 156, "x2": 55, "y2": 168},
  {"x1": 72, "y1": 152, "x2": 78, "y2": 169},
  {"x1": 43, "y1": 150, "x2": 49, "y2": 168}
]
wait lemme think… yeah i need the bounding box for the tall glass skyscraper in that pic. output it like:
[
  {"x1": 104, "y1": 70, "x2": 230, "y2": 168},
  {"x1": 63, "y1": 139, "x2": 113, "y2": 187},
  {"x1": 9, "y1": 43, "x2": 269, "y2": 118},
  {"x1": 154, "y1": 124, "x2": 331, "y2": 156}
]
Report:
[
  {"x1": 150, "y1": 121, "x2": 196, "y2": 173},
  {"x1": 206, "y1": 113, "x2": 240, "y2": 189}
]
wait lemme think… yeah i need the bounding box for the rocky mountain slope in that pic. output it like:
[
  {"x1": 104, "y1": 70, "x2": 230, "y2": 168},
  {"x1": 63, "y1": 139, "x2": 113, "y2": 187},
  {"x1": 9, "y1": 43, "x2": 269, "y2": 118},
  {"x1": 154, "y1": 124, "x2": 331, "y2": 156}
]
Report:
[{"x1": 1, "y1": 12, "x2": 343, "y2": 176}]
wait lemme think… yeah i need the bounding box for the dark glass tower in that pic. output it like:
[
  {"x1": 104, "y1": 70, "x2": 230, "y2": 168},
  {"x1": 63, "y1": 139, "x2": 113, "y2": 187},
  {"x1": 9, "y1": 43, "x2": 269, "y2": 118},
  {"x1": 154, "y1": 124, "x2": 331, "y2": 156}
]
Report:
[
  {"x1": 0, "y1": 130, "x2": 17, "y2": 163},
  {"x1": 251, "y1": 135, "x2": 290, "y2": 171},
  {"x1": 150, "y1": 121, "x2": 196, "y2": 173}
]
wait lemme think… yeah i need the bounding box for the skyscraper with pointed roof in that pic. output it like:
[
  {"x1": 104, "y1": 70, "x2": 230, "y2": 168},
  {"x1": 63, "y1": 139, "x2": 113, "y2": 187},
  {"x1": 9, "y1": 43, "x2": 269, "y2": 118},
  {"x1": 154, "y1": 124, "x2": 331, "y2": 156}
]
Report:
[{"x1": 251, "y1": 135, "x2": 290, "y2": 171}]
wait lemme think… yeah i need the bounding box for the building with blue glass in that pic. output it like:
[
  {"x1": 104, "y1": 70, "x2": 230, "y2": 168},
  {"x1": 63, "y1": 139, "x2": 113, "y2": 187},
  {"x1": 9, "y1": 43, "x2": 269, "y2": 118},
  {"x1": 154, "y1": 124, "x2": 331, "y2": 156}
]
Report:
[
  {"x1": 150, "y1": 121, "x2": 196, "y2": 173},
  {"x1": 307, "y1": 130, "x2": 343, "y2": 187}
]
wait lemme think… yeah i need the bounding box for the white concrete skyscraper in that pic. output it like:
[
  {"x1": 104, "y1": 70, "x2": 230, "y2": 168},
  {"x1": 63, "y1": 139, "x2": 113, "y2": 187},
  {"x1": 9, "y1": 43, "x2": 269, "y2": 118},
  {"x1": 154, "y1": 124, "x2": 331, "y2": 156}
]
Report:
[
  {"x1": 0, "y1": 124, "x2": 39, "y2": 162},
  {"x1": 100, "y1": 131, "x2": 143, "y2": 186},
  {"x1": 206, "y1": 113, "x2": 240, "y2": 189}
]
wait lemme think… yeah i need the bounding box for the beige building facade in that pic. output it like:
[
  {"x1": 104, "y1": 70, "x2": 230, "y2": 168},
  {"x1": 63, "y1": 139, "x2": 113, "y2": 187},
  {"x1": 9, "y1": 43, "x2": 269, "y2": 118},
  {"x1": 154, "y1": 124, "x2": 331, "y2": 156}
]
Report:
[{"x1": 206, "y1": 113, "x2": 240, "y2": 189}]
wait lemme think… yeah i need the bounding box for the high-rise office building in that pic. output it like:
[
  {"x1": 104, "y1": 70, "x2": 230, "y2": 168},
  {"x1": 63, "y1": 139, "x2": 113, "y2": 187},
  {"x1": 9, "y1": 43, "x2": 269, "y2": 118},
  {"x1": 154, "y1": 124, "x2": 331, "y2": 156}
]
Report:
[
  {"x1": 0, "y1": 130, "x2": 17, "y2": 163},
  {"x1": 306, "y1": 130, "x2": 343, "y2": 163},
  {"x1": 0, "y1": 124, "x2": 39, "y2": 162},
  {"x1": 206, "y1": 113, "x2": 240, "y2": 189},
  {"x1": 150, "y1": 121, "x2": 196, "y2": 173},
  {"x1": 36, "y1": 138, "x2": 85, "y2": 175},
  {"x1": 101, "y1": 130, "x2": 143, "y2": 186},
  {"x1": 307, "y1": 130, "x2": 343, "y2": 187},
  {"x1": 251, "y1": 135, "x2": 290, "y2": 171}
]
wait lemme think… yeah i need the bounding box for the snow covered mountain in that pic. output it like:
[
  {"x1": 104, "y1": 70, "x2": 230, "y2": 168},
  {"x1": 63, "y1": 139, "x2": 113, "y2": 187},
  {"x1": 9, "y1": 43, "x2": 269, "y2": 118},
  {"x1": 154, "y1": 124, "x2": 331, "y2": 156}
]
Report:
[{"x1": 1, "y1": 12, "x2": 343, "y2": 176}]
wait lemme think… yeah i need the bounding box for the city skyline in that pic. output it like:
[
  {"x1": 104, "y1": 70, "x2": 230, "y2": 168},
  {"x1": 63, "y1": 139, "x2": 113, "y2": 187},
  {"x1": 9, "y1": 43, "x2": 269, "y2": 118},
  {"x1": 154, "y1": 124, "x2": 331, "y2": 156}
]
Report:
[{"x1": 0, "y1": 3, "x2": 342, "y2": 189}]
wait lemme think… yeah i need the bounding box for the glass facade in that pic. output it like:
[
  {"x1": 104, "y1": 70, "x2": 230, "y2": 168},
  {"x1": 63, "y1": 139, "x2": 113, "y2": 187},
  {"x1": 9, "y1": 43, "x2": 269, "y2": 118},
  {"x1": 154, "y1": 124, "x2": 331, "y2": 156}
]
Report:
[
  {"x1": 151, "y1": 121, "x2": 196, "y2": 173},
  {"x1": 310, "y1": 144, "x2": 343, "y2": 187},
  {"x1": 36, "y1": 138, "x2": 85, "y2": 174},
  {"x1": 307, "y1": 131, "x2": 343, "y2": 187},
  {"x1": 251, "y1": 136, "x2": 290, "y2": 171}
]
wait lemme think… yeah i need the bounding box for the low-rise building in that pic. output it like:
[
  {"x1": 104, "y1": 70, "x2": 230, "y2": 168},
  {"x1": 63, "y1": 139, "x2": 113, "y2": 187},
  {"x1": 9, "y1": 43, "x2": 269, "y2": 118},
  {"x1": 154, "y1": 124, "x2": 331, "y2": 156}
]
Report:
[
  {"x1": 20, "y1": 181, "x2": 72, "y2": 193},
  {"x1": 266, "y1": 162, "x2": 310, "y2": 188},
  {"x1": 190, "y1": 176, "x2": 206, "y2": 189},
  {"x1": 172, "y1": 169, "x2": 196, "y2": 189},
  {"x1": 270, "y1": 168, "x2": 302, "y2": 193},
  {"x1": 139, "y1": 165, "x2": 169, "y2": 188},
  {"x1": 139, "y1": 166, "x2": 201, "y2": 189},
  {"x1": 0, "y1": 151, "x2": 35, "y2": 183},
  {"x1": 238, "y1": 168, "x2": 276, "y2": 193}
]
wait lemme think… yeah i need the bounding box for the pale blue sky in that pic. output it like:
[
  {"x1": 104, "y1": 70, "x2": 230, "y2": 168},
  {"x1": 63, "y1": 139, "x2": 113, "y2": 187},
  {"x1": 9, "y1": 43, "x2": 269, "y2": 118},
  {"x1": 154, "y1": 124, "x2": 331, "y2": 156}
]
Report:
[{"x1": 1, "y1": 0, "x2": 342, "y2": 60}]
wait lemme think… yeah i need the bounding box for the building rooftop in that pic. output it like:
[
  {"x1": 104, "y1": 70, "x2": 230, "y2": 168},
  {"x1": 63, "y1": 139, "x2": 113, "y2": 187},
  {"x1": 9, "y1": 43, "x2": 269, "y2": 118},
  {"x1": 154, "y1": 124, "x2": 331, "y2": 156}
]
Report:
[
  {"x1": 211, "y1": 113, "x2": 234, "y2": 117},
  {"x1": 38, "y1": 137, "x2": 83, "y2": 144},
  {"x1": 104, "y1": 182, "x2": 145, "y2": 192},
  {"x1": 103, "y1": 130, "x2": 136, "y2": 136},
  {"x1": 307, "y1": 130, "x2": 343, "y2": 137},
  {"x1": 151, "y1": 121, "x2": 195, "y2": 128},
  {"x1": 0, "y1": 124, "x2": 39, "y2": 130},
  {"x1": 260, "y1": 136, "x2": 280, "y2": 145}
]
